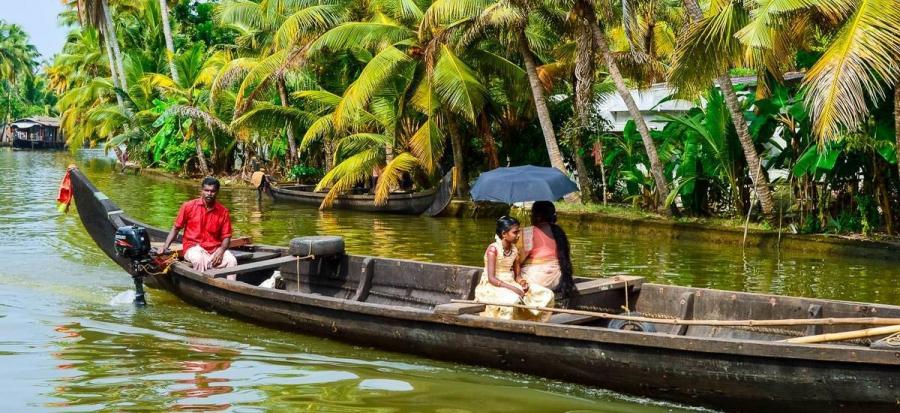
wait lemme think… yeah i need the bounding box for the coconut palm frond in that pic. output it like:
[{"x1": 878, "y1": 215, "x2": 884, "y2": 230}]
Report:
[
  {"x1": 235, "y1": 49, "x2": 288, "y2": 108},
  {"x1": 410, "y1": 76, "x2": 440, "y2": 116},
  {"x1": 316, "y1": 148, "x2": 384, "y2": 207},
  {"x1": 432, "y1": 45, "x2": 487, "y2": 122},
  {"x1": 232, "y1": 101, "x2": 317, "y2": 132},
  {"x1": 374, "y1": 152, "x2": 421, "y2": 205},
  {"x1": 334, "y1": 132, "x2": 394, "y2": 157},
  {"x1": 466, "y1": 49, "x2": 526, "y2": 85},
  {"x1": 669, "y1": 2, "x2": 748, "y2": 97},
  {"x1": 274, "y1": 4, "x2": 345, "y2": 49},
  {"x1": 300, "y1": 114, "x2": 334, "y2": 151},
  {"x1": 333, "y1": 46, "x2": 412, "y2": 130},
  {"x1": 210, "y1": 57, "x2": 259, "y2": 106},
  {"x1": 736, "y1": 0, "x2": 813, "y2": 49},
  {"x1": 803, "y1": 0, "x2": 900, "y2": 140},
  {"x1": 409, "y1": 118, "x2": 444, "y2": 174},
  {"x1": 216, "y1": 0, "x2": 265, "y2": 30},
  {"x1": 142, "y1": 73, "x2": 182, "y2": 95},
  {"x1": 309, "y1": 22, "x2": 416, "y2": 54},
  {"x1": 164, "y1": 104, "x2": 231, "y2": 133},
  {"x1": 421, "y1": 0, "x2": 491, "y2": 34},
  {"x1": 292, "y1": 89, "x2": 343, "y2": 110}
]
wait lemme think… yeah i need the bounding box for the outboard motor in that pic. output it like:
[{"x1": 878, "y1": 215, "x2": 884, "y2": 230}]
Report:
[{"x1": 114, "y1": 225, "x2": 153, "y2": 306}]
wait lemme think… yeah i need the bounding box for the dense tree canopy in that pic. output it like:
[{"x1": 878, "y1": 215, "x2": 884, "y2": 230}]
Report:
[{"x1": 44, "y1": 0, "x2": 900, "y2": 234}]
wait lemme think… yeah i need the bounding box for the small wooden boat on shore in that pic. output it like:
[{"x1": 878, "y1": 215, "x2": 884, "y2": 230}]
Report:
[
  {"x1": 68, "y1": 167, "x2": 900, "y2": 412},
  {"x1": 270, "y1": 182, "x2": 438, "y2": 215}
]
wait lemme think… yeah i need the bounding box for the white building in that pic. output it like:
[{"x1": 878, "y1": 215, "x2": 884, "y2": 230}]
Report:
[{"x1": 596, "y1": 73, "x2": 804, "y2": 132}]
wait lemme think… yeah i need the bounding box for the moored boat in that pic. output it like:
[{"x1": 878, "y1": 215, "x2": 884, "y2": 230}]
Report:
[
  {"x1": 68, "y1": 166, "x2": 900, "y2": 412},
  {"x1": 270, "y1": 182, "x2": 438, "y2": 215}
]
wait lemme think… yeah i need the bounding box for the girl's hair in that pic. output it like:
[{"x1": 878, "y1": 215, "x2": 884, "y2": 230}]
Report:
[
  {"x1": 495, "y1": 215, "x2": 520, "y2": 238},
  {"x1": 531, "y1": 201, "x2": 575, "y2": 298}
]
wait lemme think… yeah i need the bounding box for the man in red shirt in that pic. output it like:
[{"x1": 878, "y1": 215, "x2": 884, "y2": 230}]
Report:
[{"x1": 158, "y1": 177, "x2": 237, "y2": 278}]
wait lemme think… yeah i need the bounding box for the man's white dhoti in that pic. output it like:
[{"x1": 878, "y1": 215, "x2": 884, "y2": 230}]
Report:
[{"x1": 184, "y1": 245, "x2": 238, "y2": 280}]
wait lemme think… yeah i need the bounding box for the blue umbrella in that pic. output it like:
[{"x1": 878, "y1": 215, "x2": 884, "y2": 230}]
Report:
[{"x1": 470, "y1": 165, "x2": 578, "y2": 203}]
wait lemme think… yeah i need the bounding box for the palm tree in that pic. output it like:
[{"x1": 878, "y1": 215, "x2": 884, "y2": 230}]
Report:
[
  {"x1": 216, "y1": 0, "x2": 345, "y2": 165},
  {"x1": 576, "y1": 0, "x2": 671, "y2": 210},
  {"x1": 302, "y1": 1, "x2": 498, "y2": 205},
  {"x1": 673, "y1": 0, "x2": 777, "y2": 220},
  {"x1": 0, "y1": 22, "x2": 38, "y2": 84},
  {"x1": 144, "y1": 45, "x2": 232, "y2": 175},
  {"x1": 0, "y1": 22, "x2": 39, "y2": 123}
]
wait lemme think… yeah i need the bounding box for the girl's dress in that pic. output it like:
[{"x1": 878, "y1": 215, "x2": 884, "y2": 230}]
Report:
[{"x1": 474, "y1": 239, "x2": 554, "y2": 320}]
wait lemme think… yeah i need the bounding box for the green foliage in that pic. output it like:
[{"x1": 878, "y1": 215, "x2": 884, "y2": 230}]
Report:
[
  {"x1": 287, "y1": 164, "x2": 323, "y2": 182},
  {"x1": 172, "y1": 1, "x2": 236, "y2": 49}
]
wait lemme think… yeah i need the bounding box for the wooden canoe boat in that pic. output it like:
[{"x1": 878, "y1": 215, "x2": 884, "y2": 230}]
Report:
[
  {"x1": 68, "y1": 167, "x2": 900, "y2": 413},
  {"x1": 270, "y1": 182, "x2": 438, "y2": 215}
]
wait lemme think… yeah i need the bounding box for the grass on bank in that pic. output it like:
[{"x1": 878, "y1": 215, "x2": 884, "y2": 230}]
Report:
[{"x1": 551, "y1": 202, "x2": 771, "y2": 232}]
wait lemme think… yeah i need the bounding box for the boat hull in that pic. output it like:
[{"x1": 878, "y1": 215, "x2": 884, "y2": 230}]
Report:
[
  {"x1": 271, "y1": 184, "x2": 437, "y2": 215},
  {"x1": 167, "y1": 270, "x2": 900, "y2": 413}
]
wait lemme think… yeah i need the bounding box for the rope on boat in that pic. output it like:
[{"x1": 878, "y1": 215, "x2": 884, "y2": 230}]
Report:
[
  {"x1": 368, "y1": 290, "x2": 440, "y2": 306},
  {"x1": 451, "y1": 299, "x2": 900, "y2": 327},
  {"x1": 294, "y1": 241, "x2": 316, "y2": 292},
  {"x1": 136, "y1": 252, "x2": 179, "y2": 276}
]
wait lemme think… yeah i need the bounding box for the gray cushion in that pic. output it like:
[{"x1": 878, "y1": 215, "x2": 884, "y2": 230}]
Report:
[{"x1": 289, "y1": 236, "x2": 345, "y2": 257}]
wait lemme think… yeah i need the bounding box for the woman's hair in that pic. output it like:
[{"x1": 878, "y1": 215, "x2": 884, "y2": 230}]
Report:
[
  {"x1": 531, "y1": 200, "x2": 557, "y2": 224},
  {"x1": 531, "y1": 201, "x2": 575, "y2": 297},
  {"x1": 495, "y1": 215, "x2": 520, "y2": 238}
]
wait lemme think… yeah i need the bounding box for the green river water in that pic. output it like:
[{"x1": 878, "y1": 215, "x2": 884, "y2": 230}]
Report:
[{"x1": 1, "y1": 149, "x2": 897, "y2": 412}]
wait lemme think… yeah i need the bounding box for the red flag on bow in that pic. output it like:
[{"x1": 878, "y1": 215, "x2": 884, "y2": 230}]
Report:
[{"x1": 56, "y1": 168, "x2": 73, "y2": 213}]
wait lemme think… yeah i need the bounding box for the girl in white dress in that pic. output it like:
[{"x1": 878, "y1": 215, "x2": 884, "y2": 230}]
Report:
[{"x1": 475, "y1": 216, "x2": 554, "y2": 320}]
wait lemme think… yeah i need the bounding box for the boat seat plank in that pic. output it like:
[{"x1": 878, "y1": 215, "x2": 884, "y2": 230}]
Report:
[
  {"x1": 670, "y1": 292, "x2": 696, "y2": 335},
  {"x1": 205, "y1": 255, "x2": 294, "y2": 278},
  {"x1": 352, "y1": 258, "x2": 374, "y2": 301},
  {"x1": 434, "y1": 302, "x2": 485, "y2": 315},
  {"x1": 548, "y1": 313, "x2": 599, "y2": 325},
  {"x1": 576, "y1": 275, "x2": 644, "y2": 295}
]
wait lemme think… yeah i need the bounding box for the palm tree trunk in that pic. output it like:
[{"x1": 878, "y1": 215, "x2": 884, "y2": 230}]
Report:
[
  {"x1": 192, "y1": 126, "x2": 210, "y2": 175},
  {"x1": 478, "y1": 112, "x2": 500, "y2": 169},
  {"x1": 158, "y1": 0, "x2": 180, "y2": 84},
  {"x1": 102, "y1": 0, "x2": 127, "y2": 89},
  {"x1": 276, "y1": 76, "x2": 298, "y2": 165},
  {"x1": 572, "y1": 4, "x2": 596, "y2": 202},
  {"x1": 682, "y1": 0, "x2": 775, "y2": 221},
  {"x1": 517, "y1": 30, "x2": 566, "y2": 173},
  {"x1": 586, "y1": 13, "x2": 670, "y2": 209},
  {"x1": 103, "y1": 34, "x2": 124, "y2": 108},
  {"x1": 895, "y1": 84, "x2": 900, "y2": 185},
  {"x1": 446, "y1": 115, "x2": 468, "y2": 197},
  {"x1": 324, "y1": 138, "x2": 334, "y2": 173}
]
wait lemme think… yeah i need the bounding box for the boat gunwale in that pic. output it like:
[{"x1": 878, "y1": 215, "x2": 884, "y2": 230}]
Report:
[{"x1": 166, "y1": 261, "x2": 900, "y2": 366}]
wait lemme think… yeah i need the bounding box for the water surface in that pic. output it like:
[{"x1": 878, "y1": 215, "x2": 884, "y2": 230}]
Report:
[{"x1": 1, "y1": 149, "x2": 896, "y2": 411}]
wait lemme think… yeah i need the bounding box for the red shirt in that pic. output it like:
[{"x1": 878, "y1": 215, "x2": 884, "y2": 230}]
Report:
[{"x1": 174, "y1": 198, "x2": 233, "y2": 253}]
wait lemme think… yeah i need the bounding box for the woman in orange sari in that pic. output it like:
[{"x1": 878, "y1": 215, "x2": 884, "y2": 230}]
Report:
[{"x1": 517, "y1": 201, "x2": 575, "y2": 302}]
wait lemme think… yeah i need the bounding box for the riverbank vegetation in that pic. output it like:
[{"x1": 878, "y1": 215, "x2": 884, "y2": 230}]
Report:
[{"x1": 43, "y1": 0, "x2": 900, "y2": 235}]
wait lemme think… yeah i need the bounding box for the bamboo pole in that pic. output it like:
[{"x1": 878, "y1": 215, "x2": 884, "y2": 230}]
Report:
[
  {"x1": 780, "y1": 325, "x2": 900, "y2": 344},
  {"x1": 451, "y1": 299, "x2": 900, "y2": 327}
]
